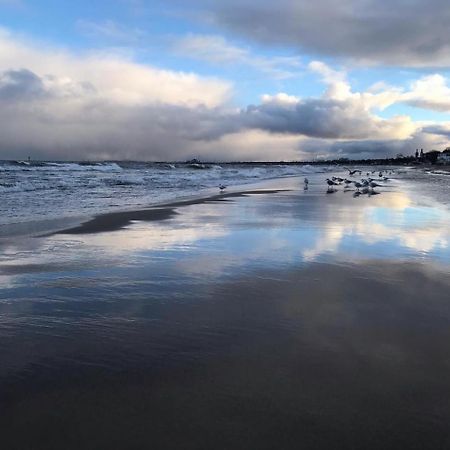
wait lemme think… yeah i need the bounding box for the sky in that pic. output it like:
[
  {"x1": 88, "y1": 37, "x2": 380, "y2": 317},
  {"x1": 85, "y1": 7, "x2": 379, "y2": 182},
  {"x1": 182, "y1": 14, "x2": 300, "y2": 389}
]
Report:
[{"x1": 1, "y1": 0, "x2": 450, "y2": 161}]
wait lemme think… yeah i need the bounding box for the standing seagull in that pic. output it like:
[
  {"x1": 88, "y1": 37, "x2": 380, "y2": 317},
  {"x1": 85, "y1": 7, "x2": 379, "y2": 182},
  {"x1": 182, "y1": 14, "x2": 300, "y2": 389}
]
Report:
[
  {"x1": 219, "y1": 184, "x2": 227, "y2": 192},
  {"x1": 326, "y1": 178, "x2": 339, "y2": 193},
  {"x1": 353, "y1": 181, "x2": 363, "y2": 191}
]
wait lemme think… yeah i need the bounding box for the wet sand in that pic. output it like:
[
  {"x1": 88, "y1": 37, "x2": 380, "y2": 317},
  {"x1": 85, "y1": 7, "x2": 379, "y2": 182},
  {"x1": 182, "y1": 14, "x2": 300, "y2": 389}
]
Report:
[
  {"x1": 50, "y1": 189, "x2": 286, "y2": 235},
  {"x1": 1, "y1": 174, "x2": 450, "y2": 450}
]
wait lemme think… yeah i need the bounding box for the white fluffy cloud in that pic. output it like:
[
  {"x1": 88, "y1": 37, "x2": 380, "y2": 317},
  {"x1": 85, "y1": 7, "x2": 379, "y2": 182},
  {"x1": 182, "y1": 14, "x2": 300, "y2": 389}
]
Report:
[
  {"x1": 235, "y1": 62, "x2": 415, "y2": 141},
  {"x1": 403, "y1": 75, "x2": 450, "y2": 112},
  {"x1": 0, "y1": 28, "x2": 231, "y2": 108}
]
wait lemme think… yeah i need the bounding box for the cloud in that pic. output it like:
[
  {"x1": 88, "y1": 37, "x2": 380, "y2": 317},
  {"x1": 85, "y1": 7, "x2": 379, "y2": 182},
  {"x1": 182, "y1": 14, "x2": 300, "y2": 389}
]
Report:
[
  {"x1": 0, "y1": 30, "x2": 237, "y2": 160},
  {"x1": 172, "y1": 34, "x2": 302, "y2": 79},
  {"x1": 0, "y1": 30, "x2": 448, "y2": 161},
  {"x1": 230, "y1": 62, "x2": 413, "y2": 141},
  {"x1": 0, "y1": 28, "x2": 231, "y2": 108},
  {"x1": 422, "y1": 124, "x2": 450, "y2": 137},
  {"x1": 296, "y1": 129, "x2": 450, "y2": 160},
  {"x1": 403, "y1": 75, "x2": 450, "y2": 112},
  {"x1": 0, "y1": 69, "x2": 45, "y2": 100},
  {"x1": 181, "y1": 0, "x2": 450, "y2": 67},
  {"x1": 240, "y1": 96, "x2": 414, "y2": 140},
  {"x1": 307, "y1": 61, "x2": 450, "y2": 116},
  {"x1": 76, "y1": 19, "x2": 147, "y2": 44}
]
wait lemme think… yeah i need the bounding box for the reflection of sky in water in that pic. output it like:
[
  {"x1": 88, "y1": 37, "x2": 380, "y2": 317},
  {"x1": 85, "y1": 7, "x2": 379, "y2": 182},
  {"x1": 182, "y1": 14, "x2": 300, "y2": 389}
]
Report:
[{"x1": 1, "y1": 177, "x2": 449, "y2": 291}]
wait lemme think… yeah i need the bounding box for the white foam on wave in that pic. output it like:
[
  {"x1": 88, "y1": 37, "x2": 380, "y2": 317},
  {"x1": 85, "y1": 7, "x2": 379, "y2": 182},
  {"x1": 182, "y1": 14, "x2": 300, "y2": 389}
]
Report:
[
  {"x1": 47, "y1": 162, "x2": 123, "y2": 172},
  {"x1": 0, "y1": 161, "x2": 123, "y2": 172}
]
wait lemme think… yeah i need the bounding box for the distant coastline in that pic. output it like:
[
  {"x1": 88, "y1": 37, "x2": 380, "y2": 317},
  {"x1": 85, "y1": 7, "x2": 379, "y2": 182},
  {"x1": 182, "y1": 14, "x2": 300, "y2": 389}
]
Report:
[{"x1": 2, "y1": 155, "x2": 448, "y2": 167}]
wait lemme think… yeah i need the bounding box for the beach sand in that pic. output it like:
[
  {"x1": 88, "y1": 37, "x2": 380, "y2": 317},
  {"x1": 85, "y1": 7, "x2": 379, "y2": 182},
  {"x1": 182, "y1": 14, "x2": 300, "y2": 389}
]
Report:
[{"x1": 1, "y1": 173, "x2": 450, "y2": 449}]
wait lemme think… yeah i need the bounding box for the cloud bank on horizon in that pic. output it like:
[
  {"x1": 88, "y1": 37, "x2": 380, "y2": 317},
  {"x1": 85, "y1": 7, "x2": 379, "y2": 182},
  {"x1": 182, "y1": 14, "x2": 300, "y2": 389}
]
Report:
[{"x1": 1, "y1": 1, "x2": 450, "y2": 161}]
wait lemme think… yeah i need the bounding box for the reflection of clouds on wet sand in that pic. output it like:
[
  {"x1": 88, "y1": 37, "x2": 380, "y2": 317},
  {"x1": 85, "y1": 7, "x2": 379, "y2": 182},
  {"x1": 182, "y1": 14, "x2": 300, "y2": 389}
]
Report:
[
  {"x1": 301, "y1": 191, "x2": 449, "y2": 262},
  {"x1": 62, "y1": 222, "x2": 228, "y2": 255},
  {"x1": 0, "y1": 206, "x2": 229, "y2": 287},
  {"x1": 302, "y1": 229, "x2": 345, "y2": 262},
  {"x1": 1, "y1": 185, "x2": 449, "y2": 289},
  {"x1": 52, "y1": 202, "x2": 231, "y2": 255}
]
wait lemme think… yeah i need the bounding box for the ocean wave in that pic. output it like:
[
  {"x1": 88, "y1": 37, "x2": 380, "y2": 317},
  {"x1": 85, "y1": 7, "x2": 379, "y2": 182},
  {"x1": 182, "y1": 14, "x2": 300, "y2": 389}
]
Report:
[
  {"x1": 102, "y1": 176, "x2": 145, "y2": 187},
  {"x1": 0, "y1": 161, "x2": 339, "y2": 226},
  {"x1": 0, "y1": 161, "x2": 123, "y2": 172},
  {"x1": 428, "y1": 169, "x2": 450, "y2": 176},
  {"x1": 46, "y1": 162, "x2": 123, "y2": 172}
]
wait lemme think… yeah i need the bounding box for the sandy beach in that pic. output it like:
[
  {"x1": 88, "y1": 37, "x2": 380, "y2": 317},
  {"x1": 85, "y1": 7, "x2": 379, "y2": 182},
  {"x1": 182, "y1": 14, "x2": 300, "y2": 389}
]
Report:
[{"x1": 1, "y1": 171, "x2": 450, "y2": 450}]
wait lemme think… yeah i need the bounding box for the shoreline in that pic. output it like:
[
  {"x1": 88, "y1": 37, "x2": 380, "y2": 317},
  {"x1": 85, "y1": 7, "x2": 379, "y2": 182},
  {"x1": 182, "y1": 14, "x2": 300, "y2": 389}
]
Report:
[
  {"x1": 0, "y1": 167, "x2": 295, "y2": 239},
  {"x1": 49, "y1": 189, "x2": 287, "y2": 235},
  {"x1": 2, "y1": 164, "x2": 448, "y2": 240}
]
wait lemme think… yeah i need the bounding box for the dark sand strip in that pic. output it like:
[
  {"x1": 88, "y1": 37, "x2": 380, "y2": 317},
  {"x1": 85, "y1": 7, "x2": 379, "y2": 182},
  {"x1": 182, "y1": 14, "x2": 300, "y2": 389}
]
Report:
[{"x1": 52, "y1": 207, "x2": 177, "y2": 235}]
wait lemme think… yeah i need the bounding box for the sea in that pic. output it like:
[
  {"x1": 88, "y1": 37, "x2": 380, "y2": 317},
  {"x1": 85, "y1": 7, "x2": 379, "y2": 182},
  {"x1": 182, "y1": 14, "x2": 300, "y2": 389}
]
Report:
[
  {"x1": 1, "y1": 160, "x2": 448, "y2": 237},
  {"x1": 0, "y1": 160, "x2": 333, "y2": 231}
]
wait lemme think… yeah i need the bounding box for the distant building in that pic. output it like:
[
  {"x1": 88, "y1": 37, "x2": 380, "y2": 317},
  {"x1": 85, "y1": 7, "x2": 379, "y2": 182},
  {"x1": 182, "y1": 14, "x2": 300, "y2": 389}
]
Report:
[
  {"x1": 424, "y1": 150, "x2": 441, "y2": 164},
  {"x1": 437, "y1": 147, "x2": 450, "y2": 164}
]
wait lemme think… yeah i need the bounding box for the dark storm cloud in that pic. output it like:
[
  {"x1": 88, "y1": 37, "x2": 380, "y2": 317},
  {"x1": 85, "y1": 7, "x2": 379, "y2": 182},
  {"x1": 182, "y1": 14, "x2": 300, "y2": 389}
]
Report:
[
  {"x1": 240, "y1": 98, "x2": 386, "y2": 139},
  {"x1": 0, "y1": 69, "x2": 45, "y2": 100},
  {"x1": 422, "y1": 125, "x2": 450, "y2": 138},
  {"x1": 180, "y1": 0, "x2": 450, "y2": 66},
  {"x1": 0, "y1": 68, "x2": 430, "y2": 161},
  {"x1": 298, "y1": 132, "x2": 441, "y2": 160},
  {"x1": 0, "y1": 69, "x2": 234, "y2": 160}
]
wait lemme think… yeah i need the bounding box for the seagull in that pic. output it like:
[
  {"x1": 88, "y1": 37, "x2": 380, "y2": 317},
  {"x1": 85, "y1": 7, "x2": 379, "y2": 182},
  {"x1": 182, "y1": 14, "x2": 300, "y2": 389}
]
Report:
[
  {"x1": 326, "y1": 178, "x2": 339, "y2": 194},
  {"x1": 219, "y1": 184, "x2": 227, "y2": 191},
  {"x1": 353, "y1": 181, "x2": 363, "y2": 191},
  {"x1": 369, "y1": 181, "x2": 382, "y2": 188},
  {"x1": 303, "y1": 177, "x2": 309, "y2": 190}
]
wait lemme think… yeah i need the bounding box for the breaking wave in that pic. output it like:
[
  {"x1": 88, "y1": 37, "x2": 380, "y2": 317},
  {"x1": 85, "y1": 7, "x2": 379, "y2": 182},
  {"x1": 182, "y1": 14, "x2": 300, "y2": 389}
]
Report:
[{"x1": 0, "y1": 160, "x2": 333, "y2": 226}]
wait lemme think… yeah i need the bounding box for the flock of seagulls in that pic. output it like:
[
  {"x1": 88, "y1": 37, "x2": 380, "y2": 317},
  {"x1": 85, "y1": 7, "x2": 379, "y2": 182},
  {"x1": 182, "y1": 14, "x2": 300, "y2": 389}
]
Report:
[
  {"x1": 324, "y1": 168, "x2": 395, "y2": 197},
  {"x1": 217, "y1": 167, "x2": 396, "y2": 198}
]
